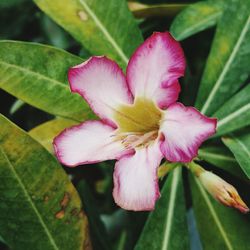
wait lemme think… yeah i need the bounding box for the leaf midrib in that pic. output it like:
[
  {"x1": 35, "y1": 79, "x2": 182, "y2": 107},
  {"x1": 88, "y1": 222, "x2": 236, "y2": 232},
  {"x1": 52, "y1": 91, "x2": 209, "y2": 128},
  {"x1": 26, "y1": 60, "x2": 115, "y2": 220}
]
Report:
[
  {"x1": 230, "y1": 135, "x2": 250, "y2": 157},
  {"x1": 161, "y1": 167, "x2": 179, "y2": 250},
  {"x1": 194, "y1": 177, "x2": 233, "y2": 250},
  {"x1": 201, "y1": 15, "x2": 250, "y2": 114},
  {"x1": 0, "y1": 147, "x2": 59, "y2": 250},
  {"x1": 198, "y1": 149, "x2": 236, "y2": 163},
  {"x1": 217, "y1": 103, "x2": 250, "y2": 128},
  {"x1": 0, "y1": 60, "x2": 68, "y2": 90},
  {"x1": 79, "y1": 0, "x2": 129, "y2": 65}
]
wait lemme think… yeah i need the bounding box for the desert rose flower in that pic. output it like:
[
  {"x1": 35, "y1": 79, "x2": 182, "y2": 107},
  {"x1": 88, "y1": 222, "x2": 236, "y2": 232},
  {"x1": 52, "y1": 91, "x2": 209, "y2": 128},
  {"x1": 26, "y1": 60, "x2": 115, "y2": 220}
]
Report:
[{"x1": 53, "y1": 32, "x2": 217, "y2": 211}]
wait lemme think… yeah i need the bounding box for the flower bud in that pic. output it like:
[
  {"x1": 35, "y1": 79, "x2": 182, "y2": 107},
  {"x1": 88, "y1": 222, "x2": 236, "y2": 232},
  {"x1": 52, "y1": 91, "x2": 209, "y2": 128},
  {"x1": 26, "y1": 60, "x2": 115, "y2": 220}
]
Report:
[{"x1": 198, "y1": 171, "x2": 249, "y2": 213}]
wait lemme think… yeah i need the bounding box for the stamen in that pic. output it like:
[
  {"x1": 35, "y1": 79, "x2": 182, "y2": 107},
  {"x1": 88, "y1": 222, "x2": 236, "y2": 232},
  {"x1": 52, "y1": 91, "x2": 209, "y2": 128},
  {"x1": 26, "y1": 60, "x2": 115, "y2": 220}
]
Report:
[{"x1": 112, "y1": 130, "x2": 158, "y2": 150}]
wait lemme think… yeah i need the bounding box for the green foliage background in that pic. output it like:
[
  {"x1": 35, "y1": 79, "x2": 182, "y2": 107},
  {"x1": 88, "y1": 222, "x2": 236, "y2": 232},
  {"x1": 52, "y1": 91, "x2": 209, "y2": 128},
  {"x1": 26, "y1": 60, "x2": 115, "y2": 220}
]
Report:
[{"x1": 0, "y1": 0, "x2": 249, "y2": 249}]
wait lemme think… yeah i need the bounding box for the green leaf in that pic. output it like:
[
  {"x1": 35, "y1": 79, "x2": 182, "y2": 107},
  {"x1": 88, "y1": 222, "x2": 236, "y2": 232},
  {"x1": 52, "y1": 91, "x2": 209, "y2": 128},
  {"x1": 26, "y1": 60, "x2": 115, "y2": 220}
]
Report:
[
  {"x1": 195, "y1": 0, "x2": 250, "y2": 115},
  {"x1": 0, "y1": 114, "x2": 90, "y2": 250},
  {"x1": 135, "y1": 167, "x2": 189, "y2": 250},
  {"x1": 128, "y1": 2, "x2": 188, "y2": 19},
  {"x1": 214, "y1": 84, "x2": 250, "y2": 136},
  {"x1": 33, "y1": 0, "x2": 143, "y2": 69},
  {"x1": 0, "y1": 41, "x2": 92, "y2": 121},
  {"x1": 190, "y1": 174, "x2": 250, "y2": 250},
  {"x1": 222, "y1": 129, "x2": 250, "y2": 179},
  {"x1": 198, "y1": 146, "x2": 246, "y2": 180},
  {"x1": 77, "y1": 181, "x2": 112, "y2": 250},
  {"x1": 170, "y1": 0, "x2": 224, "y2": 41},
  {"x1": 0, "y1": 0, "x2": 27, "y2": 8},
  {"x1": 29, "y1": 118, "x2": 78, "y2": 153}
]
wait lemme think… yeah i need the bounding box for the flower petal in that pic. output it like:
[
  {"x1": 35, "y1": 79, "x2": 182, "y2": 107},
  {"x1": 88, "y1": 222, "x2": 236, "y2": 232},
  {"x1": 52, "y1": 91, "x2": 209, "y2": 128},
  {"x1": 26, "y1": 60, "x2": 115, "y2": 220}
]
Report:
[
  {"x1": 69, "y1": 56, "x2": 133, "y2": 127},
  {"x1": 160, "y1": 103, "x2": 217, "y2": 162},
  {"x1": 126, "y1": 32, "x2": 185, "y2": 108},
  {"x1": 53, "y1": 121, "x2": 129, "y2": 167},
  {"x1": 113, "y1": 141, "x2": 163, "y2": 211}
]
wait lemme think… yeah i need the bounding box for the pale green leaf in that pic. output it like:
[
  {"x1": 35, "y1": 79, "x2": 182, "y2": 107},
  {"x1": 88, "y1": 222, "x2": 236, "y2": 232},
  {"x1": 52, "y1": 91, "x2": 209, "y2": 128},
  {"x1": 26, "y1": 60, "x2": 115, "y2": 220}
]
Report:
[
  {"x1": 222, "y1": 129, "x2": 250, "y2": 179},
  {"x1": 170, "y1": 0, "x2": 224, "y2": 41},
  {"x1": 29, "y1": 118, "x2": 78, "y2": 153},
  {"x1": 195, "y1": 0, "x2": 250, "y2": 115},
  {"x1": 0, "y1": 41, "x2": 92, "y2": 121},
  {"x1": 215, "y1": 84, "x2": 250, "y2": 136},
  {"x1": 135, "y1": 167, "x2": 189, "y2": 250},
  {"x1": 190, "y1": 174, "x2": 250, "y2": 250},
  {"x1": 33, "y1": 0, "x2": 143, "y2": 69},
  {"x1": 0, "y1": 114, "x2": 90, "y2": 250},
  {"x1": 128, "y1": 2, "x2": 188, "y2": 19}
]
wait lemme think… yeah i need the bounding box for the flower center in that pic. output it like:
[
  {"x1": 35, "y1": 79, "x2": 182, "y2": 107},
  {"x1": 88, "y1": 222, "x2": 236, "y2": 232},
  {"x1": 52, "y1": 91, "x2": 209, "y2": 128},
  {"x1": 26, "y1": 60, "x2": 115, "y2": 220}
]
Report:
[{"x1": 114, "y1": 98, "x2": 162, "y2": 149}]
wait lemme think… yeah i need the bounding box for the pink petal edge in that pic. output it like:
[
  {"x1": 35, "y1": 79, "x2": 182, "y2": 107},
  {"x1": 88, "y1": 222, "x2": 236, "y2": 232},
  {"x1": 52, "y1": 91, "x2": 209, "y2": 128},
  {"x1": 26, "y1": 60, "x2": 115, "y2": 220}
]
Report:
[
  {"x1": 53, "y1": 120, "x2": 132, "y2": 167},
  {"x1": 160, "y1": 102, "x2": 217, "y2": 162},
  {"x1": 126, "y1": 32, "x2": 185, "y2": 109},
  {"x1": 68, "y1": 56, "x2": 133, "y2": 128}
]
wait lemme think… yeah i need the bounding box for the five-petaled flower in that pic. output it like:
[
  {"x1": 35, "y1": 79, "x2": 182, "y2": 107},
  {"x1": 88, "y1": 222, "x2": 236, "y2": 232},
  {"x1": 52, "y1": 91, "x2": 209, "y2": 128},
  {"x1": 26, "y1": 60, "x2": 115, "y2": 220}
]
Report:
[{"x1": 53, "y1": 32, "x2": 217, "y2": 211}]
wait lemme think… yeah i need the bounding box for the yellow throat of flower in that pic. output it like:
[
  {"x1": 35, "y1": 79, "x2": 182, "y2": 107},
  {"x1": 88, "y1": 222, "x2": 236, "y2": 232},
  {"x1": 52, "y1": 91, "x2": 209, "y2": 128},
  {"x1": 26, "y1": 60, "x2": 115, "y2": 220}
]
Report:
[{"x1": 114, "y1": 98, "x2": 162, "y2": 149}]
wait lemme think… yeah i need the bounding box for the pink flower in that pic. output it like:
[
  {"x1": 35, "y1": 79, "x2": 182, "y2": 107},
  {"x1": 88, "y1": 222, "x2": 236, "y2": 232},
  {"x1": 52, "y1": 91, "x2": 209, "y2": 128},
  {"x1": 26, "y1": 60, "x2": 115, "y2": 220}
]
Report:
[{"x1": 53, "y1": 32, "x2": 217, "y2": 211}]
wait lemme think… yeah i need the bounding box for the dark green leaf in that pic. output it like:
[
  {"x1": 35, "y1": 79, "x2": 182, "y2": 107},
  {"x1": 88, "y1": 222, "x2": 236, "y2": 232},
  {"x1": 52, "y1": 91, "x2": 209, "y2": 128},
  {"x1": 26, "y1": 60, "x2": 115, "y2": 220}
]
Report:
[
  {"x1": 214, "y1": 84, "x2": 250, "y2": 136},
  {"x1": 198, "y1": 146, "x2": 246, "y2": 180},
  {"x1": 0, "y1": 114, "x2": 90, "y2": 250},
  {"x1": 77, "y1": 181, "x2": 112, "y2": 250},
  {"x1": 223, "y1": 129, "x2": 250, "y2": 179},
  {"x1": 195, "y1": 0, "x2": 250, "y2": 115},
  {"x1": 135, "y1": 167, "x2": 189, "y2": 250}
]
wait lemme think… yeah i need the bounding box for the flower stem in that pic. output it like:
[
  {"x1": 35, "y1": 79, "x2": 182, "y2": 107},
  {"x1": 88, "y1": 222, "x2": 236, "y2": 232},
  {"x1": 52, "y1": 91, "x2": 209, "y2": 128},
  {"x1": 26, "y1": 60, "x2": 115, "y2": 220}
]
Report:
[{"x1": 185, "y1": 161, "x2": 205, "y2": 177}]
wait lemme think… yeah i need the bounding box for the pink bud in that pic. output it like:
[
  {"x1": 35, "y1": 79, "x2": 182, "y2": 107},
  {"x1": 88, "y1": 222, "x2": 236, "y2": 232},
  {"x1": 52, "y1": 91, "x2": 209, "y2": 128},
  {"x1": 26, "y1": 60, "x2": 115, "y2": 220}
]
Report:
[{"x1": 198, "y1": 171, "x2": 249, "y2": 213}]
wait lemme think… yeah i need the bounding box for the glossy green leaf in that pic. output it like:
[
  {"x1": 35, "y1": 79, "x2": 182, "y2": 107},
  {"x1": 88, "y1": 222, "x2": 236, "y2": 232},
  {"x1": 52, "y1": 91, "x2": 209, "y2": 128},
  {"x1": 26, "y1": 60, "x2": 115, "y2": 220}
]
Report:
[
  {"x1": 223, "y1": 129, "x2": 250, "y2": 179},
  {"x1": 0, "y1": 41, "x2": 92, "y2": 121},
  {"x1": 196, "y1": 0, "x2": 250, "y2": 115},
  {"x1": 170, "y1": 0, "x2": 224, "y2": 41},
  {"x1": 33, "y1": 0, "x2": 143, "y2": 69},
  {"x1": 190, "y1": 174, "x2": 250, "y2": 250},
  {"x1": 214, "y1": 84, "x2": 250, "y2": 136},
  {"x1": 128, "y1": 2, "x2": 188, "y2": 19},
  {"x1": 29, "y1": 118, "x2": 78, "y2": 153},
  {"x1": 198, "y1": 146, "x2": 246, "y2": 180},
  {"x1": 0, "y1": 114, "x2": 90, "y2": 250},
  {"x1": 135, "y1": 167, "x2": 189, "y2": 250}
]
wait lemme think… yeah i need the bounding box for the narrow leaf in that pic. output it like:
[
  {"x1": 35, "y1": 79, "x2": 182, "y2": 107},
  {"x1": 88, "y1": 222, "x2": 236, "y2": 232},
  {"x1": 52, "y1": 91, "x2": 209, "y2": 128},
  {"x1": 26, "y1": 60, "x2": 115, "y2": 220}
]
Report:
[
  {"x1": 170, "y1": 0, "x2": 224, "y2": 41},
  {"x1": 190, "y1": 174, "x2": 250, "y2": 250},
  {"x1": 223, "y1": 129, "x2": 250, "y2": 179},
  {"x1": 0, "y1": 114, "x2": 90, "y2": 250},
  {"x1": 29, "y1": 118, "x2": 78, "y2": 152},
  {"x1": 135, "y1": 167, "x2": 189, "y2": 250},
  {"x1": 0, "y1": 41, "x2": 91, "y2": 121},
  {"x1": 198, "y1": 146, "x2": 246, "y2": 180},
  {"x1": 214, "y1": 84, "x2": 250, "y2": 136},
  {"x1": 196, "y1": 0, "x2": 250, "y2": 115},
  {"x1": 33, "y1": 0, "x2": 143, "y2": 69},
  {"x1": 128, "y1": 2, "x2": 188, "y2": 19}
]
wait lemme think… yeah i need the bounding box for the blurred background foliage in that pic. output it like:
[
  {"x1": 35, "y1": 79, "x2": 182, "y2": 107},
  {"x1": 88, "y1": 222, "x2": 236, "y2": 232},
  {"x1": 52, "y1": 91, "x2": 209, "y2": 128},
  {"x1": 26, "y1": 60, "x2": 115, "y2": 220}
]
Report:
[{"x1": 0, "y1": 0, "x2": 249, "y2": 249}]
